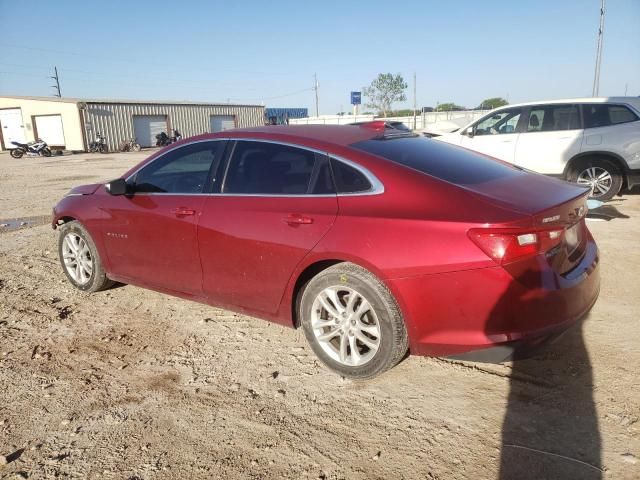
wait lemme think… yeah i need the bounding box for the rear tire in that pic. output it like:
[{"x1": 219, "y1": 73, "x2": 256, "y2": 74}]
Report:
[
  {"x1": 567, "y1": 158, "x2": 623, "y2": 201},
  {"x1": 99, "y1": 144, "x2": 108, "y2": 154},
  {"x1": 299, "y1": 262, "x2": 409, "y2": 379},
  {"x1": 58, "y1": 221, "x2": 114, "y2": 292},
  {"x1": 10, "y1": 149, "x2": 23, "y2": 159}
]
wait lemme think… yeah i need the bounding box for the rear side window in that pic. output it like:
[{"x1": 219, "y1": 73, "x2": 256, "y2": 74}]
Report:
[
  {"x1": 351, "y1": 136, "x2": 521, "y2": 185},
  {"x1": 526, "y1": 104, "x2": 580, "y2": 132},
  {"x1": 583, "y1": 104, "x2": 639, "y2": 128},
  {"x1": 331, "y1": 159, "x2": 372, "y2": 193},
  {"x1": 223, "y1": 141, "x2": 321, "y2": 195}
]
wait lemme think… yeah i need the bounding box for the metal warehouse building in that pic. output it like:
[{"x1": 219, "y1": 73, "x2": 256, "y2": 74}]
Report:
[{"x1": 0, "y1": 96, "x2": 265, "y2": 153}]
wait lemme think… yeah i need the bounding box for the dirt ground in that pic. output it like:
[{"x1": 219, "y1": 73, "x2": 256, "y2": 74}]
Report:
[{"x1": 0, "y1": 151, "x2": 638, "y2": 480}]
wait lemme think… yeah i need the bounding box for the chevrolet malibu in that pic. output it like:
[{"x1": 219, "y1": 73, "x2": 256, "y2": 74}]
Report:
[{"x1": 52, "y1": 123, "x2": 600, "y2": 379}]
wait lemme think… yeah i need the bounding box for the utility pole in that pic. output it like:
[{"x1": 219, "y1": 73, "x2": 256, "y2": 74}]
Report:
[
  {"x1": 313, "y1": 73, "x2": 319, "y2": 117},
  {"x1": 413, "y1": 71, "x2": 417, "y2": 130},
  {"x1": 51, "y1": 66, "x2": 61, "y2": 97},
  {"x1": 624, "y1": 83, "x2": 628, "y2": 96},
  {"x1": 592, "y1": 0, "x2": 606, "y2": 97}
]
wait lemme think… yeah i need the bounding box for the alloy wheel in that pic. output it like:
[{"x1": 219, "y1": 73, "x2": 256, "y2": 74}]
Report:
[
  {"x1": 310, "y1": 286, "x2": 381, "y2": 367},
  {"x1": 577, "y1": 166, "x2": 612, "y2": 198},
  {"x1": 62, "y1": 233, "x2": 93, "y2": 285}
]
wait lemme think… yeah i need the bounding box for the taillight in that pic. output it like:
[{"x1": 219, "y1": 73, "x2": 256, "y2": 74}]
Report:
[{"x1": 468, "y1": 228, "x2": 564, "y2": 264}]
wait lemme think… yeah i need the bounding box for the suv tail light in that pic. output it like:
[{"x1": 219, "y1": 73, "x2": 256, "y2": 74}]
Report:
[{"x1": 468, "y1": 228, "x2": 565, "y2": 264}]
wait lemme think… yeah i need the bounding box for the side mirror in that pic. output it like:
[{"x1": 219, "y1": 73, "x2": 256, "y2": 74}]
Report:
[
  {"x1": 105, "y1": 178, "x2": 129, "y2": 195},
  {"x1": 464, "y1": 127, "x2": 475, "y2": 138}
]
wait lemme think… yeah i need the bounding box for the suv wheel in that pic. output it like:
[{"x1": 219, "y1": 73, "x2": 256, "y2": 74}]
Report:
[
  {"x1": 568, "y1": 158, "x2": 623, "y2": 201},
  {"x1": 299, "y1": 263, "x2": 408, "y2": 379}
]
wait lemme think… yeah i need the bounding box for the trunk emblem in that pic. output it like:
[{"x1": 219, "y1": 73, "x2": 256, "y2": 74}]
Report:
[{"x1": 542, "y1": 215, "x2": 560, "y2": 223}]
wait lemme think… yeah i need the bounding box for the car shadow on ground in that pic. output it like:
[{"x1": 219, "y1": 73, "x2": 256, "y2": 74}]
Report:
[
  {"x1": 587, "y1": 204, "x2": 630, "y2": 221},
  {"x1": 488, "y1": 268, "x2": 602, "y2": 479}
]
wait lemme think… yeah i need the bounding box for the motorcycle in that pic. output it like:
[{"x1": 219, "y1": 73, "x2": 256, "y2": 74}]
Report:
[
  {"x1": 119, "y1": 138, "x2": 142, "y2": 152},
  {"x1": 10, "y1": 139, "x2": 52, "y2": 158},
  {"x1": 89, "y1": 133, "x2": 108, "y2": 153},
  {"x1": 155, "y1": 129, "x2": 182, "y2": 147},
  {"x1": 155, "y1": 131, "x2": 172, "y2": 147}
]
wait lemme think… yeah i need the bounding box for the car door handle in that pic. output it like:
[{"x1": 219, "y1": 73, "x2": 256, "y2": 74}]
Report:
[
  {"x1": 171, "y1": 207, "x2": 196, "y2": 217},
  {"x1": 283, "y1": 213, "x2": 314, "y2": 225}
]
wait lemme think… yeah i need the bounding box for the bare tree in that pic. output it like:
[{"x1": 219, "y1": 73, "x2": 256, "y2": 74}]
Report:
[{"x1": 363, "y1": 73, "x2": 408, "y2": 117}]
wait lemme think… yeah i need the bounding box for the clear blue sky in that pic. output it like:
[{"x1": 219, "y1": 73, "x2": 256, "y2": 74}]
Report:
[{"x1": 0, "y1": 0, "x2": 638, "y2": 114}]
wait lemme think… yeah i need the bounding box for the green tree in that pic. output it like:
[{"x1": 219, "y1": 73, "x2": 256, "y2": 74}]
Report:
[
  {"x1": 436, "y1": 102, "x2": 465, "y2": 112},
  {"x1": 362, "y1": 73, "x2": 408, "y2": 117},
  {"x1": 478, "y1": 97, "x2": 508, "y2": 110}
]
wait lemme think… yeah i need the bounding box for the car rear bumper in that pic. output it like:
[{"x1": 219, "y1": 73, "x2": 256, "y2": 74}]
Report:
[{"x1": 388, "y1": 236, "x2": 600, "y2": 360}]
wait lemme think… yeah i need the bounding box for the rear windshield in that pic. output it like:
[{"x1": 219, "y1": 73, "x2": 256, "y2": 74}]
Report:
[{"x1": 351, "y1": 136, "x2": 522, "y2": 185}]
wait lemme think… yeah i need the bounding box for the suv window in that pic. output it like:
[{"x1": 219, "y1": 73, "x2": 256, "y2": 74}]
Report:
[
  {"x1": 474, "y1": 109, "x2": 522, "y2": 136},
  {"x1": 331, "y1": 159, "x2": 372, "y2": 193},
  {"x1": 583, "y1": 104, "x2": 639, "y2": 128},
  {"x1": 224, "y1": 141, "x2": 321, "y2": 195},
  {"x1": 526, "y1": 104, "x2": 580, "y2": 132},
  {"x1": 134, "y1": 141, "x2": 225, "y2": 193}
]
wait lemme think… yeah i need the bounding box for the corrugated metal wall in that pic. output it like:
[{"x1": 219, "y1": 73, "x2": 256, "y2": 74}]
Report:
[{"x1": 82, "y1": 102, "x2": 265, "y2": 152}]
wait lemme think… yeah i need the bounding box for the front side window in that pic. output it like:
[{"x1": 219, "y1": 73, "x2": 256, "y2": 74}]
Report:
[
  {"x1": 223, "y1": 141, "x2": 321, "y2": 195},
  {"x1": 474, "y1": 109, "x2": 522, "y2": 136},
  {"x1": 133, "y1": 141, "x2": 225, "y2": 193},
  {"x1": 583, "y1": 104, "x2": 638, "y2": 128},
  {"x1": 526, "y1": 105, "x2": 580, "y2": 132}
]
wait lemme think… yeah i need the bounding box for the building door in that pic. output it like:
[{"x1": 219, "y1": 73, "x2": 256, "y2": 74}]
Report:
[
  {"x1": 133, "y1": 115, "x2": 168, "y2": 147},
  {"x1": 34, "y1": 115, "x2": 66, "y2": 148},
  {"x1": 0, "y1": 108, "x2": 27, "y2": 149},
  {"x1": 210, "y1": 115, "x2": 235, "y2": 132}
]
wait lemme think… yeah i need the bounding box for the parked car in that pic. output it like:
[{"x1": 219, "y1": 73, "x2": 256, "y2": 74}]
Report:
[
  {"x1": 52, "y1": 123, "x2": 600, "y2": 379},
  {"x1": 434, "y1": 97, "x2": 640, "y2": 201}
]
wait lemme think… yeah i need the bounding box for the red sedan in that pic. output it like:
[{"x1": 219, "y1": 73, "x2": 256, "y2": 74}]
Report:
[{"x1": 53, "y1": 123, "x2": 600, "y2": 378}]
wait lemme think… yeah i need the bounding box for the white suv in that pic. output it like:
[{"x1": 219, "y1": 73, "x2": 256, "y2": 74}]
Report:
[{"x1": 434, "y1": 97, "x2": 640, "y2": 200}]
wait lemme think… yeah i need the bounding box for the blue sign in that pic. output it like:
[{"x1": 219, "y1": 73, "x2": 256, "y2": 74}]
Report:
[{"x1": 350, "y1": 91, "x2": 361, "y2": 105}]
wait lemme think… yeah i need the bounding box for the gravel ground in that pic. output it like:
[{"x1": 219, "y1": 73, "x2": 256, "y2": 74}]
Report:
[{"x1": 0, "y1": 151, "x2": 638, "y2": 479}]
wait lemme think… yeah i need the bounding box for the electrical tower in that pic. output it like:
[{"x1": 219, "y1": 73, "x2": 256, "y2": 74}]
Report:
[
  {"x1": 51, "y1": 66, "x2": 62, "y2": 97},
  {"x1": 313, "y1": 73, "x2": 319, "y2": 117},
  {"x1": 592, "y1": 0, "x2": 605, "y2": 97}
]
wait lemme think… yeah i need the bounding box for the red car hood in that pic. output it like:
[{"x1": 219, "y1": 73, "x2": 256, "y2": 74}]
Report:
[{"x1": 68, "y1": 183, "x2": 103, "y2": 195}]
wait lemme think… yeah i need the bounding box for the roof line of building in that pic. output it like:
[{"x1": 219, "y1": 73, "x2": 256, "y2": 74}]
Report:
[{"x1": 0, "y1": 95, "x2": 264, "y2": 108}]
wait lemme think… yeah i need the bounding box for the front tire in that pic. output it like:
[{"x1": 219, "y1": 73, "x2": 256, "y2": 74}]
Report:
[
  {"x1": 58, "y1": 221, "x2": 114, "y2": 292},
  {"x1": 299, "y1": 263, "x2": 408, "y2": 379},
  {"x1": 42, "y1": 148, "x2": 52, "y2": 157},
  {"x1": 568, "y1": 158, "x2": 623, "y2": 201},
  {"x1": 132, "y1": 143, "x2": 141, "y2": 152},
  {"x1": 10, "y1": 149, "x2": 23, "y2": 158}
]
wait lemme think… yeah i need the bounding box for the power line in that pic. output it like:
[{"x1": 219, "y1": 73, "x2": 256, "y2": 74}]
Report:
[{"x1": 0, "y1": 43, "x2": 295, "y2": 78}]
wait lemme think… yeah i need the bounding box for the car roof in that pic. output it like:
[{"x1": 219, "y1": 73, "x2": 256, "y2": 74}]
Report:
[
  {"x1": 226, "y1": 124, "x2": 382, "y2": 146},
  {"x1": 495, "y1": 96, "x2": 640, "y2": 110},
  {"x1": 185, "y1": 124, "x2": 411, "y2": 150}
]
